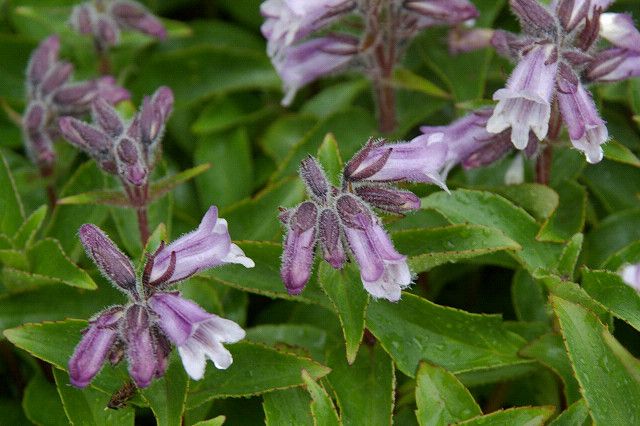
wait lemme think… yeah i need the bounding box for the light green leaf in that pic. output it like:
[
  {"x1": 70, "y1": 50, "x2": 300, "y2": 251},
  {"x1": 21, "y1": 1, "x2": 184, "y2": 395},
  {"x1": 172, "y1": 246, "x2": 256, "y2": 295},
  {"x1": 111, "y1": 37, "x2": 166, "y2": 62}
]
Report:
[
  {"x1": 263, "y1": 388, "x2": 313, "y2": 426},
  {"x1": 552, "y1": 296, "x2": 640, "y2": 425},
  {"x1": 366, "y1": 293, "x2": 535, "y2": 385},
  {"x1": 301, "y1": 370, "x2": 341, "y2": 426},
  {"x1": 536, "y1": 274, "x2": 609, "y2": 323},
  {"x1": 0, "y1": 151, "x2": 25, "y2": 236},
  {"x1": 259, "y1": 114, "x2": 318, "y2": 164},
  {"x1": 491, "y1": 183, "x2": 558, "y2": 221},
  {"x1": 140, "y1": 356, "x2": 189, "y2": 426},
  {"x1": 300, "y1": 80, "x2": 369, "y2": 120},
  {"x1": 13, "y1": 205, "x2": 47, "y2": 249},
  {"x1": 393, "y1": 68, "x2": 450, "y2": 99},
  {"x1": 582, "y1": 268, "x2": 640, "y2": 332},
  {"x1": 246, "y1": 324, "x2": 328, "y2": 361},
  {"x1": 555, "y1": 234, "x2": 583, "y2": 279},
  {"x1": 318, "y1": 262, "x2": 368, "y2": 364},
  {"x1": 537, "y1": 181, "x2": 586, "y2": 242},
  {"x1": 316, "y1": 133, "x2": 344, "y2": 188},
  {"x1": 415, "y1": 362, "x2": 481, "y2": 426},
  {"x1": 455, "y1": 406, "x2": 554, "y2": 425},
  {"x1": 193, "y1": 416, "x2": 226, "y2": 426},
  {"x1": 27, "y1": 238, "x2": 96, "y2": 289},
  {"x1": 602, "y1": 140, "x2": 640, "y2": 167},
  {"x1": 548, "y1": 399, "x2": 589, "y2": 426}
]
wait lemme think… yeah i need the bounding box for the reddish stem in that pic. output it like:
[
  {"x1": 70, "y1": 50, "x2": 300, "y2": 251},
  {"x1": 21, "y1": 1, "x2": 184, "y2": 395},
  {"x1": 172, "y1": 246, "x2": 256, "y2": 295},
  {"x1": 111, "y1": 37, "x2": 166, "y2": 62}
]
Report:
[
  {"x1": 374, "y1": 77, "x2": 397, "y2": 134},
  {"x1": 535, "y1": 144, "x2": 553, "y2": 185},
  {"x1": 137, "y1": 207, "x2": 150, "y2": 246}
]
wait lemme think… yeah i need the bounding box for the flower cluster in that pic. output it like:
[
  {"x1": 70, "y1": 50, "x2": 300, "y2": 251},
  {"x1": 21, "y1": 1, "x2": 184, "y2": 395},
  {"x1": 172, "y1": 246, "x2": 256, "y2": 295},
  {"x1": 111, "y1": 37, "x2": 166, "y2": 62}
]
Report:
[
  {"x1": 69, "y1": 206, "x2": 254, "y2": 388},
  {"x1": 280, "y1": 134, "x2": 449, "y2": 301},
  {"x1": 70, "y1": 0, "x2": 166, "y2": 51},
  {"x1": 486, "y1": 0, "x2": 640, "y2": 163},
  {"x1": 22, "y1": 35, "x2": 129, "y2": 174},
  {"x1": 58, "y1": 86, "x2": 173, "y2": 205},
  {"x1": 261, "y1": 0, "x2": 478, "y2": 107}
]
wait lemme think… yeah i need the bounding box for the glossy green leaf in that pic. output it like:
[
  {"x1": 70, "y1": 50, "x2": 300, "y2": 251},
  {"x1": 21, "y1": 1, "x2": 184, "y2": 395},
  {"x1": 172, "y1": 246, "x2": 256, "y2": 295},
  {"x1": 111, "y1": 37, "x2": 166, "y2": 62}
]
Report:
[
  {"x1": 26, "y1": 238, "x2": 96, "y2": 289},
  {"x1": 537, "y1": 180, "x2": 586, "y2": 242},
  {"x1": 366, "y1": 293, "x2": 534, "y2": 384},
  {"x1": 246, "y1": 324, "x2": 328, "y2": 361},
  {"x1": 548, "y1": 399, "x2": 590, "y2": 426},
  {"x1": 511, "y1": 270, "x2": 550, "y2": 323},
  {"x1": 53, "y1": 368, "x2": 135, "y2": 426},
  {"x1": 0, "y1": 151, "x2": 24, "y2": 237},
  {"x1": 536, "y1": 274, "x2": 609, "y2": 323},
  {"x1": 140, "y1": 356, "x2": 189, "y2": 426},
  {"x1": 326, "y1": 343, "x2": 394, "y2": 426},
  {"x1": 301, "y1": 370, "x2": 341, "y2": 426},
  {"x1": 393, "y1": 224, "x2": 521, "y2": 273},
  {"x1": 552, "y1": 296, "x2": 640, "y2": 425},
  {"x1": 456, "y1": 406, "x2": 554, "y2": 426},
  {"x1": 263, "y1": 388, "x2": 313, "y2": 426},
  {"x1": 422, "y1": 190, "x2": 563, "y2": 271},
  {"x1": 187, "y1": 342, "x2": 331, "y2": 408},
  {"x1": 555, "y1": 234, "x2": 583, "y2": 279},
  {"x1": 582, "y1": 269, "x2": 640, "y2": 332},
  {"x1": 602, "y1": 140, "x2": 640, "y2": 167},
  {"x1": 519, "y1": 333, "x2": 581, "y2": 404},
  {"x1": 492, "y1": 183, "x2": 559, "y2": 221},
  {"x1": 318, "y1": 263, "x2": 368, "y2": 364},
  {"x1": 22, "y1": 373, "x2": 68, "y2": 426},
  {"x1": 414, "y1": 362, "x2": 481, "y2": 426}
]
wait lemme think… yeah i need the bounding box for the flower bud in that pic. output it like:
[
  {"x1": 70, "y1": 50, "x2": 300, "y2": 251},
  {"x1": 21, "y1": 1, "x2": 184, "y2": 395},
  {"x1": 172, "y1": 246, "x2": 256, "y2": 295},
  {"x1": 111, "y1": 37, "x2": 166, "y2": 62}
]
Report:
[
  {"x1": 27, "y1": 35, "x2": 60, "y2": 89},
  {"x1": 300, "y1": 156, "x2": 330, "y2": 201},
  {"x1": 318, "y1": 209, "x2": 346, "y2": 269},
  {"x1": 281, "y1": 201, "x2": 318, "y2": 295},
  {"x1": 116, "y1": 138, "x2": 147, "y2": 186},
  {"x1": 92, "y1": 98, "x2": 124, "y2": 137},
  {"x1": 355, "y1": 185, "x2": 421, "y2": 213},
  {"x1": 58, "y1": 116, "x2": 112, "y2": 155}
]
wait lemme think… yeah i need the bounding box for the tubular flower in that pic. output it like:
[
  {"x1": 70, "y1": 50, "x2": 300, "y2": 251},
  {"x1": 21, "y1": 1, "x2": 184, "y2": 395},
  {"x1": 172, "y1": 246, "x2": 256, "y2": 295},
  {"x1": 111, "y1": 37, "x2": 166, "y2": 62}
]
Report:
[
  {"x1": 68, "y1": 208, "x2": 253, "y2": 388},
  {"x1": 22, "y1": 35, "x2": 129, "y2": 173},
  {"x1": 482, "y1": 0, "x2": 640, "y2": 163}
]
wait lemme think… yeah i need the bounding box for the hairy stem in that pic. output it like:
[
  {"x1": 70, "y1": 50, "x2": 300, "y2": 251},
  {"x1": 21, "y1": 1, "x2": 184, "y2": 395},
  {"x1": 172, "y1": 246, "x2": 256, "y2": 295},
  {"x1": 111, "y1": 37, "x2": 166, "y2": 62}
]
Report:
[
  {"x1": 535, "y1": 143, "x2": 553, "y2": 185},
  {"x1": 374, "y1": 77, "x2": 397, "y2": 134},
  {"x1": 137, "y1": 207, "x2": 150, "y2": 246}
]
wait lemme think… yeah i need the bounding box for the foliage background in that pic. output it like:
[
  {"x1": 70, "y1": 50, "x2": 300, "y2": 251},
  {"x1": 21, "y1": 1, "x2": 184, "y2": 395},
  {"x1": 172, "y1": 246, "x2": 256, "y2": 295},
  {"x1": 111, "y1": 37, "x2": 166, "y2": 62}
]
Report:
[{"x1": 1, "y1": 0, "x2": 640, "y2": 424}]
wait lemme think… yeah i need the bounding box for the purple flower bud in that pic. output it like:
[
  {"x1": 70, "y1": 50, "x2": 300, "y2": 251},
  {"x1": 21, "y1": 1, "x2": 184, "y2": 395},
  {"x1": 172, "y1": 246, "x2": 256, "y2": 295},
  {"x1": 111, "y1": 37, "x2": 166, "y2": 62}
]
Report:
[
  {"x1": 92, "y1": 99, "x2": 124, "y2": 137},
  {"x1": 23, "y1": 102, "x2": 46, "y2": 135},
  {"x1": 336, "y1": 194, "x2": 411, "y2": 302},
  {"x1": 27, "y1": 35, "x2": 60, "y2": 89},
  {"x1": 39, "y1": 61, "x2": 73, "y2": 97},
  {"x1": 79, "y1": 224, "x2": 137, "y2": 294},
  {"x1": 300, "y1": 156, "x2": 330, "y2": 201},
  {"x1": 588, "y1": 48, "x2": 640, "y2": 82},
  {"x1": 52, "y1": 82, "x2": 98, "y2": 111},
  {"x1": 24, "y1": 130, "x2": 55, "y2": 171},
  {"x1": 148, "y1": 206, "x2": 254, "y2": 286},
  {"x1": 95, "y1": 76, "x2": 131, "y2": 105},
  {"x1": 509, "y1": 0, "x2": 556, "y2": 34},
  {"x1": 490, "y1": 30, "x2": 533, "y2": 60},
  {"x1": 345, "y1": 133, "x2": 448, "y2": 189},
  {"x1": 70, "y1": 4, "x2": 94, "y2": 35},
  {"x1": 555, "y1": 0, "x2": 612, "y2": 32},
  {"x1": 487, "y1": 44, "x2": 558, "y2": 149},
  {"x1": 58, "y1": 116, "x2": 112, "y2": 154},
  {"x1": 96, "y1": 16, "x2": 120, "y2": 49},
  {"x1": 355, "y1": 185, "x2": 421, "y2": 214},
  {"x1": 462, "y1": 134, "x2": 516, "y2": 169},
  {"x1": 139, "y1": 86, "x2": 173, "y2": 146},
  {"x1": 620, "y1": 263, "x2": 640, "y2": 292},
  {"x1": 69, "y1": 306, "x2": 124, "y2": 388},
  {"x1": 404, "y1": 0, "x2": 479, "y2": 29},
  {"x1": 274, "y1": 36, "x2": 358, "y2": 106},
  {"x1": 599, "y1": 13, "x2": 640, "y2": 51},
  {"x1": 149, "y1": 292, "x2": 245, "y2": 378},
  {"x1": 124, "y1": 304, "x2": 162, "y2": 388},
  {"x1": 281, "y1": 201, "x2": 318, "y2": 295},
  {"x1": 557, "y1": 82, "x2": 607, "y2": 163},
  {"x1": 318, "y1": 209, "x2": 346, "y2": 269},
  {"x1": 115, "y1": 138, "x2": 147, "y2": 186},
  {"x1": 110, "y1": 1, "x2": 167, "y2": 40}
]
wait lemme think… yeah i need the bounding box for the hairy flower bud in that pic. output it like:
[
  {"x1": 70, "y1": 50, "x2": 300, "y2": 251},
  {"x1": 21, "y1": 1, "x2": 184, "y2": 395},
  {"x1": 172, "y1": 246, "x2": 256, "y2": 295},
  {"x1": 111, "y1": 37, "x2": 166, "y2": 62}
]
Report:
[
  {"x1": 300, "y1": 156, "x2": 330, "y2": 202},
  {"x1": 318, "y1": 209, "x2": 346, "y2": 269},
  {"x1": 355, "y1": 185, "x2": 421, "y2": 214},
  {"x1": 281, "y1": 201, "x2": 319, "y2": 295},
  {"x1": 92, "y1": 99, "x2": 124, "y2": 138}
]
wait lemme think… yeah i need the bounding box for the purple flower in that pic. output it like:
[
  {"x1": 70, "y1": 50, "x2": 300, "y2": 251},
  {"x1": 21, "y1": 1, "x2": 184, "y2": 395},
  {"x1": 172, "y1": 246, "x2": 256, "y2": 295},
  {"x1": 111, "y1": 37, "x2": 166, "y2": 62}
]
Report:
[
  {"x1": 621, "y1": 264, "x2": 640, "y2": 292},
  {"x1": 599, "y1": 13, "x2": 640, "y2": 51},
  {"x1": 280, "y1": 201, "x2": 318, "y2": 295},
  {"x1": 336, "y1": 194, "x2": 411, "y2": 302},
  {"x1": 344, "y1": 134, "x2": 448, "y2": 190},
  {"x1": 149, "y1": 292, "x2": 245, "y2": 378},
  {"x1": 487, "y1": 44, "x2": 558, "y2": 150},
  {"x1": 588, "y1": 48, "x2": 640, "y2": 82},
  {"x1": 405, "y1": 0, "x2": 478, "y2": 29},
  {"x1": 69, "y1": 208, "x2": 252, "y2": 388},
  {"x1": 70, "y1": 0, "x2": 166, "y2": 51}
]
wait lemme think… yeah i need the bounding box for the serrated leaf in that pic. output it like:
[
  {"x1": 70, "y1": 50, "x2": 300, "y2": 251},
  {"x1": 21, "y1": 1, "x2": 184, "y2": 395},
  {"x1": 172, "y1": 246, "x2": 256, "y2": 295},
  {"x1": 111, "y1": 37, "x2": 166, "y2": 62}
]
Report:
[
  {"x1": 316, "y1": 133, "x2": 343, "y2": 188},
  {"x1": 301, "y1": 370, "x2": 341, "y2": 426},
  {"x1": 422, "y1": 190, "x2": 563, "y2": 271},
  {"x1": 187, "y1": 342, "x2": 331, "y2": 409},
  {"x1": 13, "y1": 205, "x2": 47, "y2": 249},
  {"x1": 511, "y1": 270, "x2": 550, "y2": 324},
  {"x1": 536, "y1": 274, "x2": 609, "y2": 323},
  {"x1": 602, "y1": 140, "x2": 640, "y2": 167},
  {"x1": 202, "y1": 241, "x2": 330, "y2": 307},
  {"x1": 140, "y1": 355, "x2": 189, "y2": 426},
  {"x1": 548, "y1": 399, "x2": 589, "y2": 426},
  {"x1": 492, "y1": 183, "x2": 559, "y2": 221},
  {"x1": 263, "y1": 388, "x2": 313, "y2": 426},
  {"x1": 246, "y1": 324, "x2": 328, "y2": 361},
  {"x1": 0, "y1": 151, "x2": 25, "y2": 236},
  {"x1": 555, "y1": 234, "x2": 583, "y2": 279},
  {"x1": 582, "y1": 269, "x2": 640, "y2": 332},
  {"x1": 519, "y1": 333, "x2": 581, "y2": 404},
  {"x1": 537, "y1": 181, "x2": 586, "y2": 242},
  {"x1": 22, "y1": 373, "x2": 68, "y2": 426},
  {"x1": 53, "y1": 368, "x2": 135, "y2": 426},
  {"x1": 584, "y1": 209, "x2": 640, "y2": 267},
  {"x1": 318, "y1": 263, "x2": 368, "y2": 364},
  {"x1": 393, "y1": 224, "x2": 521, "y2": 273},
  {"x1": 27, "y1": 238, "x2": 96, "y2": 289},
  {"x1": 415, "y1": 362, "x2": 481, "y2": 426},
  {"x1": 0, "y1": 249, "x2": 28, "y2": 270},
  {"x1": 326, "y1": 343, "x2": 394, "y2": 426},
  {"x1": 366, "y1": 293, "x2": 535, "y2": 385},
  {"x1": 602, "y1": 240, "x2": 640, "y2": 271},
  {"x1": 552, "y1": 296, "x2": 640, "y2": 425},
  {"x1": 455, "y1": 406, "x2": 554, "y2": 425},
  {"x1": 193, "y1": 416, "x2": 226, "y2": 426}
]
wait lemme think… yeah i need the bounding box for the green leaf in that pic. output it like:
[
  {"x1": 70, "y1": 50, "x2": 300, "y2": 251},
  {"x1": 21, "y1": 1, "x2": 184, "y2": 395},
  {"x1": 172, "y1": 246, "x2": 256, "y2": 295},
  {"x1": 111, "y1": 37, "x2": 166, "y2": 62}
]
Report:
[
  {"x1": 300, "y1": 80, "x2": 369, "y2": 119},
  {"x1": 414, "y1": 362, "x2": 481, "y2": 426},
  {"x1": 581, "y1": 162, "x2": 640, "y2": 213},
  {"x1": 246, "y1": 324, "x2": 328, "y2": 361},
  {"x1": 0, "y1": 151, "x2": 25, "y2": 236},
  {"x1": 491, "y1": 183, "x2": 559, "y2": 221},
  {"x1": 187, "y1": 342, "x2": 331, "y2": 409},
  {"x1": 140, "y1": 356, "x2": 189, "y2": 426},
  {"x1": 53, "y1": 368, "x2": 135, "y2": 426},
  {"x1": 326, "y1": 343, "x2": 394, "y2": 426},
  {"x1": 301, "y1": 370, "x2": 341, "y2": 426},
  {"x1": 202, "y1": 241, "x2": 330, "y2": 307},
  {"x1": 536, "y1": 274, "x2": 609, "y2": 323},
  {"x1": 392, "y1": 68, "x2": 450, "y2": 99},
  {"x1": 519, "y1": 333, "x2": 581, "y2": 404},
  {"x1": 0, "y1": 249, "x2": 28, "y2": 271},
  {"x1": 260, "y1": 114, "x2": 319, "y2": 164},
  {"x1": 602, "y1": 240, "x2": 640, "y2": 271},
  {"x1": 537, "y1": 181, "x2": 587, "y2": 242},
  {"x1": 602, "y1": 140, "x2": 640, "y2": 167},
  {"x1": 511, "y1": 270, "x2": 550, "y2": 324},
  {"x1": 584, "y1": 209, "x2": 640, "y2": 267},
  {"x1": 366, "y1": 293, "x2": 534, "y2": 384},
  {"x1": 195, "y1": 128, "x2": 253, "y2": 209},
  {"x1": 455, "y1": 406, "x2": 554, "y2": 426},
  {"x1": 551, "y1": 296, "x2": 640, "y2": 425},
  {"x1": 22, "y1": 373, "x2": 68, "y2": 426},
  {"x1": 555, "y1": 234, "x2": 583, "y2": 279},
  {"x1": 26, "y1": 238, "x2": 96, "y2": 289},
  {"x1": 548, "y1": 399, "x2": 590, "y2": 426},
  {"x1": 263, "y1": 388, "x2": 313, "y2": 426},
  {"x1": 193, "y1": 416, "x2": 226, "y2": 426},
  {"x1": 13, "y1": 205, "x2": 47, "y2": 249},
  {"x1": 393, "y1": 224, "x2": 521, "y2": 273},
  {"x1": 422, "y1": 189, "x2": 563, "y2": 271},
  {"x1": 316, "y1": 133, "x2": 344, "y2": 188},
  {"x1": 318, "y1": 263, "x2": 368, "y2": 364},
  {"x1": 192, "y1": 96, "x2": 273, "y2": 135},
  {"x1": 582, "y1": 269, "x2": 640, "y2": 332}
]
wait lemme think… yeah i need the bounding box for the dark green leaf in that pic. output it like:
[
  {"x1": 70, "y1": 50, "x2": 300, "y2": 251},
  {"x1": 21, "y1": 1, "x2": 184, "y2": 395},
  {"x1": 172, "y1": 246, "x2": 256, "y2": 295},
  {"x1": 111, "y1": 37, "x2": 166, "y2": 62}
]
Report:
[
  {"x1": 0, "y1": 151, "x2": 25, "y2": 237},
  {"x1": 536, "y1": 274, "x2": 609, "y2": 322},
  {"x1": 456, "y1": 406, "x2": 554, "y2": 425},
  {"x1": 511, "y1": 270, "x2": 550, "y2": 324},
  {"x1": 12, "y1": 205, "x2": 47, "y2": 249},
  {"x1": 548, "y1": 399, "x2": 590, "y2": 426},
  {"x1": 603, "y1": 140, "x2": 640, "y2": 167},
  {"x1": 22, "y1": 373, "x2": 68, "y2": 426},
  {"x1": 537, "y1": 181, "x2": 586, "y2": 242},
  {"x1": 26, "y1": 238, "x2": 96, "y2": 289},
  {"x1": 555, "y1": 234, "x2": 584, "y2": 279},
  {"x1": 300, "y1": 80, "x2": 368, "y2": 119},
  {"x1": 584, "y1": 209, "x2": 640, "y2": 267},
  {"x1": 582, "y1": 269, "x2": 640, "y2": 332},
  {"x1": 301, "y1": 370, "x2": 340, "y2": 426},
  {"x1": 259, "y1": 114, "x2": 318, "y2": 164},
  {"x1": 246, "y1": 324, "x2": 328, "y2": 361},
  {"x1": 392, "y1": 68, "x2": 450, "y2": 99},
  {"x1": 581, "y1": 162, "x2": 640, "y2": 213},
  {"x1": 263, "y1": 388, "x2": 313, "y2": 426},
  {"x1": 140, "y1": 356, "x2": 189, "y2": 426}
]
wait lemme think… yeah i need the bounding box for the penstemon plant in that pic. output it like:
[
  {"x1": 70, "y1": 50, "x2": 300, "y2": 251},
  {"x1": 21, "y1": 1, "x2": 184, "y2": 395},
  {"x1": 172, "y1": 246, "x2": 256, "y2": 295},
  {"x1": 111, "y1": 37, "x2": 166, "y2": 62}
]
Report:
[{"x1": 1, "y1": 0, "x2": 640, "y2": 425}]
